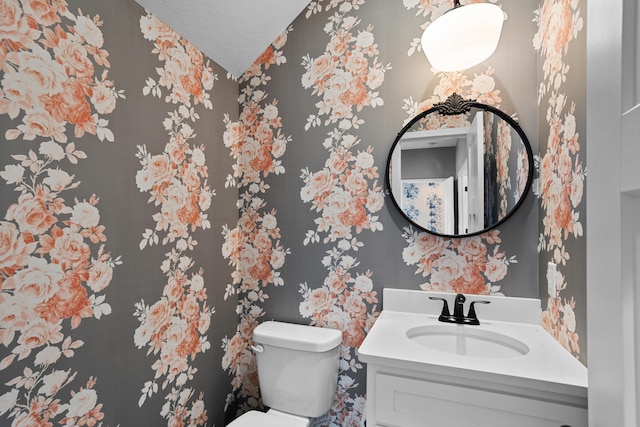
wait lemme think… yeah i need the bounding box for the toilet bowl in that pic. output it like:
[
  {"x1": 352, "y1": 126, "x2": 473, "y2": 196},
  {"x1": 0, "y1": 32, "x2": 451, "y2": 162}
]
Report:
[{"x1": 227, "y1": 321, "x2": 342, "y2": 427}]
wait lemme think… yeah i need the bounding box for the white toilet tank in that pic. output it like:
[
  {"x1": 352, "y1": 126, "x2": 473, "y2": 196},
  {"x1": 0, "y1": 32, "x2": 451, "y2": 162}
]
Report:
[{"x1": 252, "y1": 321, "x2": 342, "y2": 418}]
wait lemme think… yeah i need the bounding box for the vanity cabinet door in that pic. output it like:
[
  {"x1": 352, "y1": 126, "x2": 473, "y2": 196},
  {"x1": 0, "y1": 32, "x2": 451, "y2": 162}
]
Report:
[{"x1": 374, "y1": 374, "x2": 587, "y2": 427}]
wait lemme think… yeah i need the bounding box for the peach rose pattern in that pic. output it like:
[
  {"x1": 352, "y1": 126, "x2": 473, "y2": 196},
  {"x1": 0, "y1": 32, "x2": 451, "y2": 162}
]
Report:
[
  {"x1": 299, "y1": 1, "x2": 387, "y2": 425},
  {"x1": 534, "y1": 0, "x2": 584, "y2": 357},
  {"x1": 133, "y1": 13, "x2": 215, "y2": 426},
  {"x1": 0, "y1": 2, "x2": 120, "y2": 425},
  {"x1": 221, "y1": 29, "x2": 290, "y2": 415},
  {"x1": 402, "y1": 227, "x2": 514, "y2": 294}
]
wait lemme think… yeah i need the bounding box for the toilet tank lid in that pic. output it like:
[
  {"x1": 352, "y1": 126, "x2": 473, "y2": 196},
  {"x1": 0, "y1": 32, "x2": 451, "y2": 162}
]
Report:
[{"x1": 253, "y1": 321, "x2": 342, "y2": 352}]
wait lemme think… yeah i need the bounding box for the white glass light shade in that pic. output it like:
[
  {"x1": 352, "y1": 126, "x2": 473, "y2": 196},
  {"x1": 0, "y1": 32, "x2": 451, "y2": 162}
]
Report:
[{"x1": 421, "y1": 3, "x2": 504, "y2": 72}]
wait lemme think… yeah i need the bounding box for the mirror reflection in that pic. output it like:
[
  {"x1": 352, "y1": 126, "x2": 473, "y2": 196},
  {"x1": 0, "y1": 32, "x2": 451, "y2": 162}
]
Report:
[{"x1": 386, "y1": 95, "x2": 533, "y2": 237}]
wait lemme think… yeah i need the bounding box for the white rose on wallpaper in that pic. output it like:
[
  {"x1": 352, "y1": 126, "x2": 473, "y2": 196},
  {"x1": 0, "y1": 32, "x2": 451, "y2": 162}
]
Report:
[
  {"x1": 190, "y1": 399, "x2": 205, "y2": 420},
  {"x1": 191, "y1": 147, "x2": 206, "y2": 166},
  {"x1": 135, "y1": 168, "x2": 153, "y2": 192},
  {"x1": 16, "y1": 319, "x2": 63, "y2": 356},
  {"x1": 301, "y1": 53, "x2": 335, "y2": 89},
  {"x1": 263, "y1": 104, "x2": 279, "y2": 120},
  {"x1": 91, "y1": 82, "x2": 117, "y2": 115},
  {"x1": 346, "y1": 51, "x2": 369, "y2": 75},
  {"x1": 19, "y1": 109, "x2": 68, "y2": 142},
  {"x1": 70, "y1": 202, "x2": 100, "y2": 229},
  {"x1": 0, "y1": 221, "x2": 34, "y2": 269},
  {"x1": 323, "y1": 190, "x2": 349, "y2": 219},
  {"x1": 87, "y1": 261, "x2": 113, "y2": 293},
  {"x1": 430, "y1": 253, "x2": 466, "y2": 288},
  {"x1": 270, "y1": 248, "x2": 286, "y2": 270},
  {"x1": 327, "y1": 151, "x2": 348, "y2": 173},
  {"x1": 356, "y1": 31, "x2": 374, "y2": 48},
  {"x1": 7, "y1": 46, "x2": 66, "y2": 97},
  {"x1": 300, "y1": 287, "x2": 336, "y2": 317},
  {"x1": 261, "y1": 214, "x2": 277, "y2": 230},
  {"x1": 0, "y1": 164, "x2": 24, "y2": 185},
  {"x1": 354, "y1": 275, "x2": 373, "y2": 292},
  {"x1": 198, "y1": 188, "x2": 212, "y2": 211},
  {"x1": 181, "y1": 165, "x2": 200, "y2": 190},
  {"x1": 367, "y1": 67, "x2": 385, "y2": 90},
  {"x1": 43, "y1": 168, "x2": 74, "y2": 192},
  {"x1": 402, "y1": 244, "x2": 422, "y2": 265},
  {"x1": 67, "y1": 388, "x2": 98, "y2": 418},
  {"x1": 34, "y1": 345, "x2": 62, "y2": 367},
  {"x1": 74, "y1": 15, "x2": 104, "y2": 48},
  {"x1": 484, "y1": 255, "x2": 509, "y2": 283},
  {"x1": 139, "y1": 14, "x2": 162, "y2": 41},
  {"x1": 564, "y1": 303, "x2": 576, "y2": 332},
  {"x1": 190, "y1": 274, "x2": 204, "y2": 292},
  {"x1": 12, "y1": 257, "x2": 63, "y2": 301},
  {"x1": 300, "y1": 185, "x2": 314, "y2": 203},
  {"x1": 366, "y1": 190, "x2": 384, "y2": 212},
  {"x1": 6, "y1": 194, "x2": 55, "y2": 234},
  {"x1": 55, "y1": 38, "x2": 94, "y2": 79},
  {"x1": 39, "y1": 140, "x2": 66, "y2": 161},
  {"x1": 162, "y1": 183, "x2": 189, "y2": 216},
  {"x1": 147, "y1": 153, "x2": 175, "y2": 185},
  {"x1": 0, "y1": 300, "x2": 30, "y2": 344},
  {"x1": 0, "y1": 389, "x2": 19, "y2": 416},
  {"x1": 355, "y1": 151, "x2": 374, "y2": 169},
  {"x1": 163, "y1": 46, "x2": 190, "y2": 83},
  {"x1": 344, "y1": 171, "x2": 368, "y2": 194},
  {"x1": 50, "y1": 231, "x2": 91, "y2": 270},
  {"x1": 38, "y1": 369, "x2": 69, "y2": 397},
  {"x1": 471, "y1": 73, "x2": 496, "y2": 95},
  {"x1": 570, "y1": 170, "x2": 584, "y2": 208}
]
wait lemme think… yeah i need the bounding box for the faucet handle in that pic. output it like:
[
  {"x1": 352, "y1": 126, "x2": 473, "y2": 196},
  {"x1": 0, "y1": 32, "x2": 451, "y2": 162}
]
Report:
[
  {"x1": 429, "y1": 296, "x2": 451, "y2": 319},
  {"x1": 467, "y1": 300, "x2": 491, "y2": 325}
]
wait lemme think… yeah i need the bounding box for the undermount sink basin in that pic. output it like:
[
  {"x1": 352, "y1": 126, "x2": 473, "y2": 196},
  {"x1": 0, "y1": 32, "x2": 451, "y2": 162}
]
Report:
[{"x1": 406, "y1": 324, "x2": 530, "y2": 359}]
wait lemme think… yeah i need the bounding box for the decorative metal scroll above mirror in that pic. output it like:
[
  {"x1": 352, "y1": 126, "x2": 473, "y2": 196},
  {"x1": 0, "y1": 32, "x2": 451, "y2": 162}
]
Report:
[{"x1": 386, "y1": 93, "x2": 534, "y2": 238}]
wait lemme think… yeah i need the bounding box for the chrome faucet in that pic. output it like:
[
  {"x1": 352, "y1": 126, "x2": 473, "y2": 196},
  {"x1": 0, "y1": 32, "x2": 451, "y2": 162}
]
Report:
[{"x1": 429, "y1": 293, "x2": 490, "y2": 325}]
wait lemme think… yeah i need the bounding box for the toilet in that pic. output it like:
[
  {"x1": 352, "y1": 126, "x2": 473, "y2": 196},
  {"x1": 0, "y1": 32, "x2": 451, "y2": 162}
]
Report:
[{"x1": 227, "y1": 321, "x2": 343, "y2": 427}]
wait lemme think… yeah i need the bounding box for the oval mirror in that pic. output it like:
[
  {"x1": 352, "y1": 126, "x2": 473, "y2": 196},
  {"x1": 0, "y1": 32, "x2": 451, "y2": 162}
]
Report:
[{"x1": 386, "y1": 94, "x2": 534, "y2": 237}]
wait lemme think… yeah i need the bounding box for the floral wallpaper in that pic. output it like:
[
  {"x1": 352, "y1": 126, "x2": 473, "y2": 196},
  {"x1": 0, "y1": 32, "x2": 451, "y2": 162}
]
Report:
[
  {"x1": 133, "y1": 13, "x2": 216, "y2": 425},
  {"x1": 1, "y1": 1, "x2": 237, "y2": 426},
  {"x1": 221, "y1": 28, "x2": 290, "y2": 416},
  {"x1": 534, "y1": 0, "x2": 586, "y2": 361},
  {"x1": 0, "y1": 3, "x2": 121, "y2": 424},
  {"x1": 298, "y1": 2, "x2": 386, "y2": 424}
]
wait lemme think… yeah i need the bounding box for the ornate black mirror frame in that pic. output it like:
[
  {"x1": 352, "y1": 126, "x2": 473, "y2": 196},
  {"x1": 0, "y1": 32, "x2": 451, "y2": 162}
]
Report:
[{"x1": 385, "y1": 93, "x2": 534, "y2": 238}]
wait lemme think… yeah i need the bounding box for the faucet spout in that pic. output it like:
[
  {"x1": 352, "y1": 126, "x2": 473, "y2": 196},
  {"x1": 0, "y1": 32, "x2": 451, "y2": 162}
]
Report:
[{"x1": 453, "y1": 293, "x2": 466, "y2": 319}]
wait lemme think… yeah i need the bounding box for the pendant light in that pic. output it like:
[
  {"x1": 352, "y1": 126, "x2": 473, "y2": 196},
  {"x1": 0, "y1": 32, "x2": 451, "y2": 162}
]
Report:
[{"x1": 421, "y1": 1, "x2": 504, "y2": 72}]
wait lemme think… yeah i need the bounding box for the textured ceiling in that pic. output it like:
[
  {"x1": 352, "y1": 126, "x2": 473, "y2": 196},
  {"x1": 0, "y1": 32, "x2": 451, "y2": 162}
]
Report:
[{"x1": 134, "y1": 0, "x2": 311, "y2": 78}]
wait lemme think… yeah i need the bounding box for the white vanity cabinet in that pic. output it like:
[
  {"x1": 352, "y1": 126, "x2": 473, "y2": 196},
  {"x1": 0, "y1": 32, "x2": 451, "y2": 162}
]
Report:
[
  {"x1": 365, "y1": 366, "x2": 587, "y2": 427},
  {"x1": 358, "y1": 289, "x2": 588, "y2": 427}
]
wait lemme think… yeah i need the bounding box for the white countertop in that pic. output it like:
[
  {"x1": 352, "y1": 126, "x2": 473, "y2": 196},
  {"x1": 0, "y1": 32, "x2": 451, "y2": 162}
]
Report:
[{"x1": 357, "y1": 290, "x2": 588, "y2": 407}]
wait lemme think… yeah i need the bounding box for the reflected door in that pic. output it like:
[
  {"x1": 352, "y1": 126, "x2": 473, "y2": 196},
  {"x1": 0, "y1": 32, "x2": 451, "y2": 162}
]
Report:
[{"x1": 467, "y1": 111, "x2": 484, "y2": 232}]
